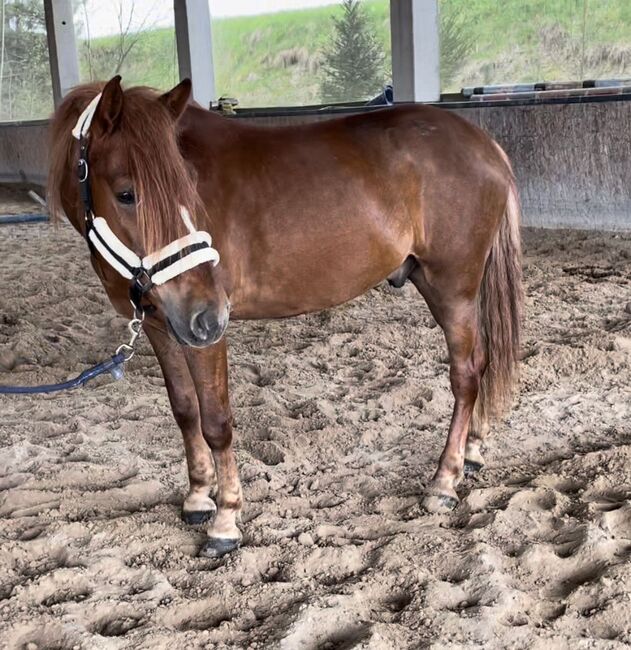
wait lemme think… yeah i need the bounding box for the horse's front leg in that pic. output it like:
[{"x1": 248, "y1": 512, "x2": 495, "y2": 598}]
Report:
[
  {"x1": 144, "y1": 323, "x2": 218, "y2": 523},
  {"x1": 184, "y1": 338, "x2": 243, "y2": 558}
]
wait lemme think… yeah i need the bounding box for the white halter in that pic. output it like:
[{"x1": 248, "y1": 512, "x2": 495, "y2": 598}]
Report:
[{"x1": 72, "y1": 92, "x2": 220, "y2": 295}]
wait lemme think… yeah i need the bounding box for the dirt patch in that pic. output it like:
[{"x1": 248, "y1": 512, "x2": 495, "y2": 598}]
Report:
[{"x1": 0, "y1": 217, "x2": 630, "y2": 649}]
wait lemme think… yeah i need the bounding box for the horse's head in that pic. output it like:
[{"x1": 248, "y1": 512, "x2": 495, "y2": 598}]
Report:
[{"x1": 49, "y1": 76, "x2": 229, "y2": 347}]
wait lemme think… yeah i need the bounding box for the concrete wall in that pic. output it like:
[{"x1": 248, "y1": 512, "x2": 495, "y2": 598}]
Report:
[{"x1": 1, "y1": 100, "x2": 629, "y2": 230}]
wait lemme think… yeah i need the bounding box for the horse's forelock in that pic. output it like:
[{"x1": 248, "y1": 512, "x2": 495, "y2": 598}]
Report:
[{"x1": 120, "y1": 87, "x2": 204, "y2": 252}]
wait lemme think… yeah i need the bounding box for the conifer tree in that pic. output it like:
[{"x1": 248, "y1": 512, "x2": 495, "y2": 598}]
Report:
[{"x1": 320, "y1": 0, "x2": 385, "y2": 103}]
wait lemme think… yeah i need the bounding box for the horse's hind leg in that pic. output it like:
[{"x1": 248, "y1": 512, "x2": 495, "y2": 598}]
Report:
[
  {"x1": 145, "y1": 324, "x2": 217, "y2": 524},
  {"x1": 410, "y1": 266, "x2": 486, "y2": 512}
]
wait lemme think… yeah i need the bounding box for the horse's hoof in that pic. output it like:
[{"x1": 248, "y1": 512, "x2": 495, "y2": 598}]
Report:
[
  {"x1": 422, "y1": 493, "x2": 459, "y2": 513},
  {"x1": 182, "y1": 509, "x2": 215, "y2": 526},
  {"x1": 464, "y1": 459, "x2": 484, "y2": 477},
  {"x1": 199, "y1": 537, "x2": 241, "y2": 559}
]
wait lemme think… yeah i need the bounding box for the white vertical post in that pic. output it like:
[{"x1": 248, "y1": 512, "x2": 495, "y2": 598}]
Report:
[
  {"x1": 174, "y1": 0, "x2": 216, "y2": 107},
  {"x1": 390, "y1": 0, "x2": 440, "y2": 102},
  {"x1": 44, "y1": 0, "x2": 80, "y2": 106}
]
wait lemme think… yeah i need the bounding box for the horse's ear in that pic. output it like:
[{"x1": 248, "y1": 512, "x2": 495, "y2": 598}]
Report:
[
  {"x1": 92, "y1": 75, "x2": 124, "y2": 137},
  {"x1": 159, "y1": 78, "x2": 192, "y2": 121}
]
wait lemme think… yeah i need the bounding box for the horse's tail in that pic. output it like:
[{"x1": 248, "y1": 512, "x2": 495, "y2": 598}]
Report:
[{"x1": 475, "y1": 172, "x2": 523, "y2": 425}]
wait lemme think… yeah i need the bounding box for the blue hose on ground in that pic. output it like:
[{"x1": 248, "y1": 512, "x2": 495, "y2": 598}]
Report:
[
  {"x1": 0, "y1": 353, "x2": 127, "y2": 394},
  {"x1": 0, "y1": 213, "x2": 49, "y2": 225}
]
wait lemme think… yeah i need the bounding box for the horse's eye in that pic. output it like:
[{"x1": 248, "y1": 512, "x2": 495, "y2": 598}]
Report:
[{"x1": 116, "y1": 190, "x2": 135, "y2": 205}]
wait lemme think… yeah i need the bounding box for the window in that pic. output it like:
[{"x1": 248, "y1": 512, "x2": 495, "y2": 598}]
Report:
[
  {"x1": 210, "y1": 0, "x2": 391, "y2": 108},
  {"x1": 74, "y1": 0, "x2": 178, "y2": 90},
  {"x1": 0, "y1": 0, "x2": 54, "y2": 122},
  {"x1": 440, "y1": 0, "x2": 631, "y2": 93}
]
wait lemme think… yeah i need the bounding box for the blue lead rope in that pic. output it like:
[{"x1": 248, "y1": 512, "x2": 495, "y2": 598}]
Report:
[
  {"x1": 0, "y1": 313, "x2": 144, "y2": 395},
  {"x1": 0, "y1": 353, "x2": 127, "y2": 394}
]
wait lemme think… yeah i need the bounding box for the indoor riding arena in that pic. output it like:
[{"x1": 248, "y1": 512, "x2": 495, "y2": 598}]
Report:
[{"x1": 0, "y1": 2, "x2": 630, "y2": 649}]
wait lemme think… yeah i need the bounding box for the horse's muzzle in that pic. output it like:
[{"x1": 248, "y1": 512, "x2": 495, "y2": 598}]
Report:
[{"x1": 167, "y1": 305, "x2": 229, "y2": 348}]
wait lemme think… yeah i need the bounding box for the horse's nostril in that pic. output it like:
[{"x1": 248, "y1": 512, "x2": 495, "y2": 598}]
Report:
[
  {"x1": 188, "y1": 306, "x2": 229, "y2": 344},
  {"x1": 191, "y1": 309, "x2": 213, "y2": 340}
]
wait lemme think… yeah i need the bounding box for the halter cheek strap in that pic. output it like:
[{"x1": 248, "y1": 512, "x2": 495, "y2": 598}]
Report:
[{"x1": 72, "y1": 91, "x2": 220, "y2": 312}]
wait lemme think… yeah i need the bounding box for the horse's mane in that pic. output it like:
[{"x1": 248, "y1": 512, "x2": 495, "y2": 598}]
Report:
[{"x1": 47, "y1": 82, "x2": 204, "y2": 253}]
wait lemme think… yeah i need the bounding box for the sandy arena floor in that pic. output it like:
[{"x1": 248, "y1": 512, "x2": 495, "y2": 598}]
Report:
[{"x1": 0, "y1": 205, "x2": 630, "y2": 648}]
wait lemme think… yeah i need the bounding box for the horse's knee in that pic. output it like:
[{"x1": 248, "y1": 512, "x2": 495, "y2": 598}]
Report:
[
  {"x1": 170, "y1": 391, "x2": 200, "y2": 431},
  {"x1": 200, "y1": 412, "x2": 233, "y2": 450}
]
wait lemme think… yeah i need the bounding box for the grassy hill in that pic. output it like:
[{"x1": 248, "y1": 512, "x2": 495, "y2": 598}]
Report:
[
  {"x1": 79, "y1": 0, "x2": 390, "y2": 107},
  {"x1": 455, "y1": 0, "x2": 631, "y2": 89},
  {"x1": 211, "y1": 1, "x2": 390, "y2": 106},
  {"x1": 78, "y1": 0, "x2": 631, "y2": 108}
]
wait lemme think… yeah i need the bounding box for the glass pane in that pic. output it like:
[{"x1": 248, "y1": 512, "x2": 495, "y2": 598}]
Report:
[
  {"x1": 440, "y1": 0, "x2": 631, "y2": 93},
  {"x1": 211, "y1": 0, "x2": 391, "y2": 107},
  {"x1": 75, "y1": 0, "x2": 178, "y2": 90},
  {"x1": 0, "y1": 0, "x2": 54, "y2": 122}
]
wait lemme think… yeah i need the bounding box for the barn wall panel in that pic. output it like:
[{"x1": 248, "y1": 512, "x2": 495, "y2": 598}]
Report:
[
  {"x1": 0, "y1": 120, "x2": 49, "y2": 186},
  {"x1": 0, "y1": 101, "x2": 629, "y2": 230},
  {"x1": 451, "y1": 102, "x2": 631, "y2": 231}
]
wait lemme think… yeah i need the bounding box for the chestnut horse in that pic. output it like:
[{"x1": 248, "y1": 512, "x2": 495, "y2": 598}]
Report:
[{"x1": 47, "y1": 77, "x2": 522, "y2": 558}]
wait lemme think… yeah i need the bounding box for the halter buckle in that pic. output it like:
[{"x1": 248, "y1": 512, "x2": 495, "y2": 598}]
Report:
[
  {"x1": 129, "y1": 267, "x2": 154, "y2": 314},
  {"x1": 77, "y1": 158, "x2": 89, "y2": 182},
  {"x1": 132, "y1": 267, "x2": 153, "y2": 293}
]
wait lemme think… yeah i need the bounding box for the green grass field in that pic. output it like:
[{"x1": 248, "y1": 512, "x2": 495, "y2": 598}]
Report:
[{"x1": 78, "y1": 0, "x2": 631, "y2": 107}]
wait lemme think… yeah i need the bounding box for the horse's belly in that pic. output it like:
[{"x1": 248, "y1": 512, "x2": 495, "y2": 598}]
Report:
[{"x1": 232, "y1": 235, "x2": 410, "y2": 319}]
